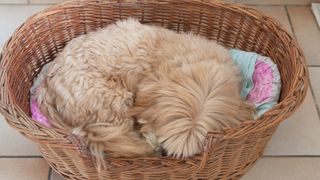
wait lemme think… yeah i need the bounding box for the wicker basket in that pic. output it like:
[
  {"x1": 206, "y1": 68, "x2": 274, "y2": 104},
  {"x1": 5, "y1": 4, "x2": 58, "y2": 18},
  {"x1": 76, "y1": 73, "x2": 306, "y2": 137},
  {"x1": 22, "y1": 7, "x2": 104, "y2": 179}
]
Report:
[{"x1": 0, "y1": 0, "x2": 308, "y2": 179}]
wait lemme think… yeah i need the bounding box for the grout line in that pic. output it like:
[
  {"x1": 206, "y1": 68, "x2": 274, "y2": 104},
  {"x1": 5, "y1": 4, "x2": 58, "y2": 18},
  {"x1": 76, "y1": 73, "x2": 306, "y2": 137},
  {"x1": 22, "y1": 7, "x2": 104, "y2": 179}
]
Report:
[
  {"x1": 262, "y1": 155, "x2": 320, "y2": 158},
  {"x1": 48, "y1": 167, "x2": 52, "y2": 180},
  {"x1": 311, "y1": 3, "x2": 320, "y2": 31},
  {"x1": 308, "y1": 77, "x2": 320, "y2": 121},
  {"x1": 285, "y1": 5, "x2": 297, "y2": 38},
  {"x1": 285, "y1": 5, "x2": 320, "y2": 120},
  {"x1": 0, "y1": 155, "x2": 43, "y2": 158},
  {"x1": 285, "y1": 6, "x2": 320, "y2": 119}
]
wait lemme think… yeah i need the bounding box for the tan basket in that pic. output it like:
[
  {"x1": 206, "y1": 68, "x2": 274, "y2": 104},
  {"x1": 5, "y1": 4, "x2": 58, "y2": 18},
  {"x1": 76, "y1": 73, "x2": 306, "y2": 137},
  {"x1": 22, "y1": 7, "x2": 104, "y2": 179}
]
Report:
[{"x1": 0, "y1": 0, "x2": 308, "y2": 179}]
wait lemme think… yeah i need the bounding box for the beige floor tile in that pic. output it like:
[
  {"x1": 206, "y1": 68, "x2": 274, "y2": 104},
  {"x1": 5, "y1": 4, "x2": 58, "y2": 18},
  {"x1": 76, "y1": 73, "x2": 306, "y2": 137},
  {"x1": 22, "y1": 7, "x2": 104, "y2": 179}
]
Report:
[
  {"x1": 0, "y1": 5, "x2": 50, "y2": 50},
  {"x1": 51, "y1": 170, "x2": 64, "y2": 180},
  {"x1": 0, "y1": 0, "x2": 27, "y2": 4},
  {"x1": 288, "y1": 6, "x2": 320, "y2": 66},
  {"x1": 0, "y1": 158, "x2": 49, "y2": 180},
  {"x1": 309, "y1": 67, "x2": 320, "y2": 106},
  {"x1": 29, "y1": 0, "x2": 64, "y2": 4},
  {"x1": 0, "y1": 115, "x2": 40, "y2": 156},
  {"x1": 263, "y1": 90, "x2": 320, "y2": 155},
  {"x1": 241, "y1": 157, "x2": 320, "y2": 180},
  {"x1": 253, "y1": 5, "x2": 292, "y2": 34},
  {"x1": 237, "y1": 0, "x2": 313, "y2": 5}
]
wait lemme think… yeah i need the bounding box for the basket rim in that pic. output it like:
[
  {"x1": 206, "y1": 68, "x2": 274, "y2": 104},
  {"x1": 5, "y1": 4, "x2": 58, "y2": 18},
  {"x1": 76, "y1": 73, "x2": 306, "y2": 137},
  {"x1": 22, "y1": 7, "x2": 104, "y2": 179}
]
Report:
[{"x1": 0, "y1": 0, "x2": 309, "y2": 160}]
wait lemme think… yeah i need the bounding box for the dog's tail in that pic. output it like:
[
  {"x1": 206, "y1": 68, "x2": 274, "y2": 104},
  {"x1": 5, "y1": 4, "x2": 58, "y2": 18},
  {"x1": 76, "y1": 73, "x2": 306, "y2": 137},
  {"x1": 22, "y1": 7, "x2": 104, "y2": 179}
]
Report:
[{"x1": 71, "y1": 121, "x2": 155, "y2": 170}]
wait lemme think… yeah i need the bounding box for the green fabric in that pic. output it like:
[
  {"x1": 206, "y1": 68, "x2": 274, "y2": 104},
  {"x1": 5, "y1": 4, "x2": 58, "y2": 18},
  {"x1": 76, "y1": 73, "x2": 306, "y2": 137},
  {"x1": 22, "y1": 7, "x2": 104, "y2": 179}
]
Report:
[{"x1": 229, "y1": 49, "x2": 258, "y2": 99}]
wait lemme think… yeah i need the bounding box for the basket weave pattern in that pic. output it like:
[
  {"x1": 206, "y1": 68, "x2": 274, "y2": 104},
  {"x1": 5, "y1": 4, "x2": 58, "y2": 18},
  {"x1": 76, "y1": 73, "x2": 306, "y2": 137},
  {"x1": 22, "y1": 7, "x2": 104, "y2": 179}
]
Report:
[{"x1": 0, "y1": 0, "x2": 308, "y2": 179}]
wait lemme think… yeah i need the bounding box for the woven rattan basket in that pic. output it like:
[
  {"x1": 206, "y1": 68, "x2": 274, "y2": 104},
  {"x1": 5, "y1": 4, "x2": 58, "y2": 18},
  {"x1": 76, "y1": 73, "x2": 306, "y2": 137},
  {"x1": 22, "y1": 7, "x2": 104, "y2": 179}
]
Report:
[{"x1": 0, "y1": 0, "x2": 308, "y2": 179}]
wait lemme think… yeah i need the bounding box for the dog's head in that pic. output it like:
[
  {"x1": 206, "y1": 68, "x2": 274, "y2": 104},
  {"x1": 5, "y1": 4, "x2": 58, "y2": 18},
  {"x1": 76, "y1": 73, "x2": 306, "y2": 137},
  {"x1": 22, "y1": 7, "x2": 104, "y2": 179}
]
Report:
[{"x1": 131, "y1": 60, "x2": 254, "y2": 157}]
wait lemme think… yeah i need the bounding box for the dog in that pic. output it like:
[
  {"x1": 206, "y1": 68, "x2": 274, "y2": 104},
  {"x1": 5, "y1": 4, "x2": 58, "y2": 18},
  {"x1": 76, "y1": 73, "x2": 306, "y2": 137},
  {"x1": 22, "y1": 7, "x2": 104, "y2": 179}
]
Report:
[{"x1": 35, "y1": 18, "x2": 253, "y2": 169}]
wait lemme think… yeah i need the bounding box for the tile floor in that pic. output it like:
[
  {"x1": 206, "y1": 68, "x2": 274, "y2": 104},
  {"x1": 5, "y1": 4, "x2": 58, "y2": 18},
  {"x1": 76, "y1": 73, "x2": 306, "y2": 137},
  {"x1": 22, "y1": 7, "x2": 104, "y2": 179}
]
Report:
[{"x1": 0, "y1": 0, "x2": 319, "y2": 179}]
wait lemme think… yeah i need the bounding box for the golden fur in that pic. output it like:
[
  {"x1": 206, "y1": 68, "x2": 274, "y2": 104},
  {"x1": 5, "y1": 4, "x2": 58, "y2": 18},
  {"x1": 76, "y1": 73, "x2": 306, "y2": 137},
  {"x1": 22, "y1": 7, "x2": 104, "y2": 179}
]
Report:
[
  {"x1": 36, "y1": 19, "x2": 160, "y2": 168},
  {"x1": 131, "y1": 32, "x2": 254, "y2": 158},
  {"x1": 36, "y1": 19, "x2": 254, "y2": 167},
  {"x1": 131, "y1": 60, "x2": 254, "y2": 158}
]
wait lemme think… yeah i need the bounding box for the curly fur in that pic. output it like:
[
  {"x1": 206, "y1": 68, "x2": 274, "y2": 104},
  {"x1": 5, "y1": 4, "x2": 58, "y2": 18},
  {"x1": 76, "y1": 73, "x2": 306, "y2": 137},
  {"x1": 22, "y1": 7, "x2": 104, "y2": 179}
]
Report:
[
  {"x1": 36, "y1": 18, "x2": 254, "y2": 168},
  {"x1": 36, "y1": 19, "x2": 162, "y2": 169}
]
